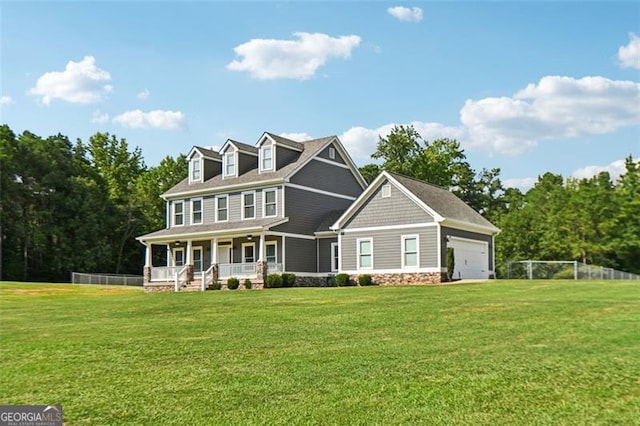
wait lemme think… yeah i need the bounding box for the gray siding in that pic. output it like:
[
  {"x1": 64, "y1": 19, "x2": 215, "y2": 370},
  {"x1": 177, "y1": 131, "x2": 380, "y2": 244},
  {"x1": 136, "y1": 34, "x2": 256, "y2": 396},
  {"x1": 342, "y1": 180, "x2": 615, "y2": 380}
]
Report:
[
  {"x1": 203, "y1": 196, "x2": 215, "y2": 224},
  {"x1": 273, "y1": 186, "x2": 353, "y2": 235},
  {"x1": 341, "y1": 226, "x2": 438, "y2": 271},
  {"x1": 276, "y1": 146, "x2": 301, "y2": 170},
  {"x1": 290, "y1": 159, "x2": 363, "y2": 197},
  {"x1": 203, "y1": 159, "x2": 221, "y2": 180},
  {"x1": 285, "y1": 237, "x2": 316, "y2": 272},
  {"x1": 318, "y1": 237, "x2": 338, "y2": 273},
  {"x1": 345, "y1": 179, "x2": 434, "y2": 229},
  {"x1": 316, "y1": 143, "x2": 346, "y2": 165},
  {"x1": 440, "y1": 227, "x2": 493, "y2": 268},
  {"x1": 238, "y1": 152, "x2": 257, "y2": 175}
]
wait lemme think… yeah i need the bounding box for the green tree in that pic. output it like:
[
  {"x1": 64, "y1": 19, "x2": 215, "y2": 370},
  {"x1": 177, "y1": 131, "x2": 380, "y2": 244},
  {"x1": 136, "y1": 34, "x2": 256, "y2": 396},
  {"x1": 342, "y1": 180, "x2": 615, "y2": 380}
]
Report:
[{"x1": 358, "y1": 163, "x2": 381, "y2": 184}]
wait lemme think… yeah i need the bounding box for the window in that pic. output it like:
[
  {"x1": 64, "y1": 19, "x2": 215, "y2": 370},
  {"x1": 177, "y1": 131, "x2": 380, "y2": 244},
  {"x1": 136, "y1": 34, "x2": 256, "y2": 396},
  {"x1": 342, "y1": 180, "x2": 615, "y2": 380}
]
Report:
[
  {"x1": 242, "y1": 191, "x2": 255, "y2": 219},
  {"x1": 261, "y1": 145, "x2": 273, "y2": 171},
  {"x1": 173, "y1": 248, "x2": 184, "y2": 266},
  {"x1": 190, "y1": 156, "x2": 201, "y2": 182},
  {"x1": 242, "y1": 243, "x2": 255, "y2": 263},
  {"x1": 192, "y1": 247, "x2": 203, "y2": 273},
  {"x1": 381, "y1": 184, "x2": 391, "y2": 198},
  {"x1": 357, "y1": 238, "x2": 373, "y2": 269},
  {"x1": 331, "y1": 242, "x2": 339, "y2": 272},
  {"x1": 191, "y1": 198, "x2": 203, "y2": 225},
  {"x1": 328, "y1": 146, "x2": 336, "y2": 160},
  {"x1": 216, "y1": 195, "x2": 228, "y2": 222},
  {"x1": 224, "y1": 151, "x2": 235, "y2": 177},
  {"x1": 402, "y1": 235, "x2": 419, "y2": 268},
  {"x1": 173, "y1": 201, "x2": 184, "y2": 226},
  {"x1": 266, "y1": 241, "x2": 277, "y2": 264},
  {"x1": 264, "y1": 189, "x2": 277, "y2": 217}
]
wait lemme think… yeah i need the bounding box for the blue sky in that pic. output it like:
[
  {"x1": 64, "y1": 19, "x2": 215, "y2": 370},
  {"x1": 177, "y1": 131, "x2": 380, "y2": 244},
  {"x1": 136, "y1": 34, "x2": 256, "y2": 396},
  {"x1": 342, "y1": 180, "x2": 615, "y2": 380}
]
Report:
[{"x1": 2, "y1": 1, "x2": 639, "y2": 190}]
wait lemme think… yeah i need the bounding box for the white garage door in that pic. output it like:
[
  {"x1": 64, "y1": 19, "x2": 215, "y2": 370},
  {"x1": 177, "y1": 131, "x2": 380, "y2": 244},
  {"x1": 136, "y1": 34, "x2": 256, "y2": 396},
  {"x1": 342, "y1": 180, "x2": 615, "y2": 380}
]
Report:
[{"x1": 448, "y1": 238, "x2": 489, "y2": 279}]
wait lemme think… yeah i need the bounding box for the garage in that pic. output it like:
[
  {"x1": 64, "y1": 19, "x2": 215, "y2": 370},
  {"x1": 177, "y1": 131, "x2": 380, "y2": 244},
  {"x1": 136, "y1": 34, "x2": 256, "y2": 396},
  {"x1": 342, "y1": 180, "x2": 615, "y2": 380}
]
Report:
[{"x1": 447, "y1": 237, "x2": 489, "y2": 279}]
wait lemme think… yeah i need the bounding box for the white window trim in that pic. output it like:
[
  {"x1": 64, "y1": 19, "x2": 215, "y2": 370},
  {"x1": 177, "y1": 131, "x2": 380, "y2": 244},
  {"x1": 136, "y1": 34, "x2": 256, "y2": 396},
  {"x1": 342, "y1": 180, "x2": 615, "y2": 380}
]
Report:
[
  {"x1": 328, "y1": 146, "x2": 336, "y2": 160},
  {"x1": 189, "y1": 155, "x2": 202, "y2": 183},
  {"x1": 215, "y1": 195, "x2": 229, "y2": 223},
  {"x1": 172, "y1": 201, "x2": 185, "y2": 227},
  {"x1": 401, "y1": 234, "x2": 419, "y2": 269},
  {"x1": 192, "y1": 246, "x2": 203, "y2": 272},
  {"x1": 242, "y1": 190, "x2": 256, "y2": 220},
  {"x1": 263, "y1": 188, "x2": 277, "y2": 218},
  {"x1": 190, "y1": 197, "x2": 203, "y2": 225},
  {"x1": 242, "y1": 242, "x2": 256, "y2": 263},
  {"x1": 173, "y1": 247, "x2": 185, "y2": 266},
  {"x1": 223, "y1": 151, "x2": 237, "y2": 178},
  {"x1": 381, "y1": 184, "x2": 391, "y2": 198},
  {"x1": 357, "y1": 238, "x2": 373, "y2": 270},
  {"x1": 266, "y1": 241, "x2": 278, "y2": 264},
  {"x1": 260, "y1": 144, "x2": 274, "y2": 172},
  {"x1": 331, "y1": 242, "x2": 339, "y2": 272}
]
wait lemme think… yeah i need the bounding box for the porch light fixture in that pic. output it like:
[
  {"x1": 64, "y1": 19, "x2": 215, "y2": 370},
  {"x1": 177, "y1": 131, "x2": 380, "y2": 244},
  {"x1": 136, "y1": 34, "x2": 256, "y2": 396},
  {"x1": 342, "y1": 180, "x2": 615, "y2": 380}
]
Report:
[{"x1": 247, "y1": 235, "x2": 253, "y2": 240}]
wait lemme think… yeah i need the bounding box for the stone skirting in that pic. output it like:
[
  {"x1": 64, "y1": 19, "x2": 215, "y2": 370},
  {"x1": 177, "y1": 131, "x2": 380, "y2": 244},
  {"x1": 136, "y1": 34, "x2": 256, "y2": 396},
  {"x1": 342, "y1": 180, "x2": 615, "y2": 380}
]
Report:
[
  {"x1": 352, "y1": 272, "x2": 447, "y2": 286},
  {"x1": 295, "y1": 276, "x2": 335, "y2": 287},
  {"x1": 144, "y1": 282, "x2": 175, "y2": 292}
]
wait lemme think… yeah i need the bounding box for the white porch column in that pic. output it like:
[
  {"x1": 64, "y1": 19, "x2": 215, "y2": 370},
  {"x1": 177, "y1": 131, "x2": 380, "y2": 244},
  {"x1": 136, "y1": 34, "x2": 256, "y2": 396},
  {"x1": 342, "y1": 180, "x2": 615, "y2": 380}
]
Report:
[
  {"x1": 166, "y1": 245, "x2": 171, "y2": 266},
  {"x1": 144, "y1": 243, "x2": 151, "y2": 267},
  {"x1": 186, "y1": 240, "x2": 192, "y2": 264},
  {"x1": 211, "y1": 238, "x2": 218, "y2": 264},
  {"x1": 258, "y1": 233, "x2": 265, "y2": 261}
]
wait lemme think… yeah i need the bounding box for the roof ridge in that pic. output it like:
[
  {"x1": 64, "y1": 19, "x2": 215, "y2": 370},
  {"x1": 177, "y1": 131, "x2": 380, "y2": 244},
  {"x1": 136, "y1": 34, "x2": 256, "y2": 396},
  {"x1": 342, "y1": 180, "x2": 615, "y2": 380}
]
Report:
[{"x1": 386, "y1": 170, "x2": 450, "y2": 191}]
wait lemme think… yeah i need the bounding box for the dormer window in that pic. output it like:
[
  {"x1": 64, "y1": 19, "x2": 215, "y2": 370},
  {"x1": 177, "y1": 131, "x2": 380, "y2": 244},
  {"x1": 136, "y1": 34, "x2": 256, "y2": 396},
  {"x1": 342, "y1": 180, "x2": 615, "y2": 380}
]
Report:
[
  {"x1": 190, "y1": 156, "x2": 202, "y2": 183},
  {"x1": 224, "y1": 151, "x2": 236, "y2": 177},
  {"x1": 261, "y1": 145, "x2": 273, "y2": 171}
]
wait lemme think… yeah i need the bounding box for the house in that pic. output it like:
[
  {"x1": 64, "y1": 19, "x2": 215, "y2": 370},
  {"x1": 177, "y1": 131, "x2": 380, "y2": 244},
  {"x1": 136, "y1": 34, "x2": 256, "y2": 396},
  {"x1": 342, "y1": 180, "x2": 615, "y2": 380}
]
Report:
[
  {"x1": 330, "y1": 171, "x2": 500, "y2": 284},
  {"x1": 136, "y1": 132, "x2": 367, "y2": 291},
  {"x1": 137, "y1": 133, "x2": 499, "y2": 291}
]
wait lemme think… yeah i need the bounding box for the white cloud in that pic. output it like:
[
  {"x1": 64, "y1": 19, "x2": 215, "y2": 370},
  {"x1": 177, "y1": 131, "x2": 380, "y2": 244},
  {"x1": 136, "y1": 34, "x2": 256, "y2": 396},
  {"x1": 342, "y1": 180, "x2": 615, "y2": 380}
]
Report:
[
  {"x1": 503, "y1": 177, "x2": 537, "y2": 192},
  {"x1": 0, "y1": 95, "x2": 13, "y2": 105},
  {"x1": 461, "y1": 76, "x2": 640, "y2": 154},
  {"x1": 279, "y1": 132, "x2": 313, "y2": 141},
  {"x1": 227, "y1": 32, "x2": 361, "y2": 80},
  {"x1": 572, "y1": 159, "x2": 627, "y2": 181},
  {"x1": 113, "y1": 110, "x2": 186, "y2": 130},
  {"x1": 387, "y1": 6, "x2": 423, "y2": 22},
  {"x1": 91, "y1": 110, "x2": 109, "y2": 124},
  {"x1": 618, "y1": 32, "x2": 640, "y2": 69},
  {"x1": 137, "y1": 89, "x2": 150, "y2": 100},
  {"x1": 29, "y1": 56, "x2": 112, "y2": 105}
]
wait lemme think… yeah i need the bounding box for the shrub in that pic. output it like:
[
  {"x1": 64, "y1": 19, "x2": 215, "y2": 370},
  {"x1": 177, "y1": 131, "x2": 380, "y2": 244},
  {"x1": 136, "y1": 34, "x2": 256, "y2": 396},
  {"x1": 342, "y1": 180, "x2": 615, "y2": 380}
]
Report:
[
  {"x1": 335, "y1": 273, "x2": 351, "y2": 287},
  {"x1": 266, "y1": 273, "x2": 282, "y2": 288},
  {"x1": 210, "y1": 281, "x2": 222, "y2": 291},
  {"x1": 446, "y1": 247, "x2": 455, "y2": 281},
  {"x1": 358, "y1": 274, "x2": 372, "y2": 286},
  {"x1": 281, "y1": 273, "x2": 296, "y2": 287},
  {"x1": 552, "y1": 268, "x2": 576, "y2": 280},
  {"x1": 243, "y1": 278, "x2": 252, "y2": 289},
  {"x1": 227, "y1": 277, "x2": 240, "y2": 290}
]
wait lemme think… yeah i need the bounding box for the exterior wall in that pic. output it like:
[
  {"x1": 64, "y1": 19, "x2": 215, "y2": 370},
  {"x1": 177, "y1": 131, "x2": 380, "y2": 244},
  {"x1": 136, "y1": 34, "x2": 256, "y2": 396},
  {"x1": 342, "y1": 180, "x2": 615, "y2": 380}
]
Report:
[
  {"x1": 276, "y1": 146, "x2": 301, "y2": 170},
  {"x1": 203, "y1": 159, "x2": 221, "y2": 180},
  {"x1": 238, "y1": 152, "x2": 257, "y2": 175},
  {"x1": 284, "y1": 237, "x2": 316, "y2": 273},
  {"x1": 344, "y1": 179, "x2": 434, "y2": 229},
  {"x1": 318, "y1": 237, "x2": 338, "y2": 273},
  {"x1": 340, "y1": 226, "x2": 438, "y2": 271},
  {"x1": 440, "y1": 227, "x2": 493, "y2": 268},
  {"x1": 290, "y1": 159, "x2": 362, "y2": 197},
  {"x1": 274, "y1": 186, "x2": 354, "y2": 235},
  {"x1": 316, "y1": 143, "x2": 346, "y2": 165}
]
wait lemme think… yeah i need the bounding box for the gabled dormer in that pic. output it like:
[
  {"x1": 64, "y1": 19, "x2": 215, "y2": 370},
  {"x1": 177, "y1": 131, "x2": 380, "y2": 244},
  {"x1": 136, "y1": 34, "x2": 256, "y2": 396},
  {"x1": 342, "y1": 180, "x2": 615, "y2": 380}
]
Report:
[
  {"x1": 220, "y1": 139, "x2": 258, "y2": 179},
  {"x1": 187, "y1": 146, "x2": 221, "y2": 184},
  {"x1": 257, "y1": 132, "x2": 304, "y2": 172}
]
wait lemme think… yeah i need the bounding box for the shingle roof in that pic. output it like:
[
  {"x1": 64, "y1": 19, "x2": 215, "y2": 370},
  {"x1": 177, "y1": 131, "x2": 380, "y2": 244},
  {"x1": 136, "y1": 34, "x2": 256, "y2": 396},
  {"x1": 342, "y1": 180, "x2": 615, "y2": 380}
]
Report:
[
  {"x1": 226, "y1": 139, "x2": 259, "y2": 154},
  {"x1": 388, "y1": 172, "x2": 498, "y2": 231},
  {"x1": 264, "y1": 132, "x2": 304, "y2": 150},
  {"x1": 195, "y1": 146, "x2": 221, "y2": 160},
  {"x1": 138, "y1": 217, "x2": 287, "y2": 241},
  {"x1": 163, "y1": 136, "x2": 335, "y2": 197}
]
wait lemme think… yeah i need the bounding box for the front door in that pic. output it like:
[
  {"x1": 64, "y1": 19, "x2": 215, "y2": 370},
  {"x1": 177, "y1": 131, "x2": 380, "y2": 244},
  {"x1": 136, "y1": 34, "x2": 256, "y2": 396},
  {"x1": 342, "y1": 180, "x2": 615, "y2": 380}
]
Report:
[
  {"x1": 217, "y1": 243, "x2": 232, "y2": 264},
  {"x1": 192, "y1": 247, "x2": 203, "y2": 275}
]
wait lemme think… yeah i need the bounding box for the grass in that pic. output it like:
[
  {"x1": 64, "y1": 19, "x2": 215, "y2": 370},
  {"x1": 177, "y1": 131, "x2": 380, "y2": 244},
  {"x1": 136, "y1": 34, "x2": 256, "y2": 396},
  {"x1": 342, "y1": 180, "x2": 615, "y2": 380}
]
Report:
[{"x1": 1, "y1": 280, "x2": 639, "y2": 425}]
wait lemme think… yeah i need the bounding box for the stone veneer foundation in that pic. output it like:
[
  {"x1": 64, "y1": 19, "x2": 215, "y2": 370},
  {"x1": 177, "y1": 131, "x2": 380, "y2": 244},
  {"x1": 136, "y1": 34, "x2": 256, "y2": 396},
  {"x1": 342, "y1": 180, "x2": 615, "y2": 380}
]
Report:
[{"x1": 353, "y1": 272, "x2": 447, "y2": 286}]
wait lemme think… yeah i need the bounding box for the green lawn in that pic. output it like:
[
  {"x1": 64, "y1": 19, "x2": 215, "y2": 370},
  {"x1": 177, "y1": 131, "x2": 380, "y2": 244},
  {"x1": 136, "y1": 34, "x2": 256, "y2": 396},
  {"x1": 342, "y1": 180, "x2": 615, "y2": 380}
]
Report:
[{"x1": 1, "y1": 280, "x2": 638, "y2": 425}]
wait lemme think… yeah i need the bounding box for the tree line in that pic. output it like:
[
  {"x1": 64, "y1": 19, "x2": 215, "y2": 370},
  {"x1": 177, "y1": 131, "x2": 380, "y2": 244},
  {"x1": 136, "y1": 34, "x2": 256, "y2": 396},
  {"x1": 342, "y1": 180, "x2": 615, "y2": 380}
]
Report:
[{"x1": 0, "y1": 124, "x2": 637, "y2": 281}]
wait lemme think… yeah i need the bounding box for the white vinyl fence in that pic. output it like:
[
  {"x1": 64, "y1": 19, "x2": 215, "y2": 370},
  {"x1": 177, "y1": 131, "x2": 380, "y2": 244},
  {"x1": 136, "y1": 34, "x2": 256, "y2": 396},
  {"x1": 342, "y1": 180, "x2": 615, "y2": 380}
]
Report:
[
  {"x1": 71, "y1": 272, "x2": 144, "y2": 286},
  {"x1": 507, "y1": 260, "x2": 640, "y2": 280}
]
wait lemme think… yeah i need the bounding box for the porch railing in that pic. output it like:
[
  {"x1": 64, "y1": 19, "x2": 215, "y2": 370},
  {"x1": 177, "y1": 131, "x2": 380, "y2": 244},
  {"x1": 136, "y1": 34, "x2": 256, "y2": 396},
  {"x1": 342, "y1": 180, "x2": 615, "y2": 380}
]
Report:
[
  {"x1": 203, "y1": 265, "x2": 215, "y2": 291},
  {"x1": 175, "y1": 266, "x2": 188, "y2": 291},
  {"x1": 219, "y1": 262, "x2": 256, "y2": 278},
  {"x1": 151, "y1": 266, "x2": 182, "y2": 282},
  {"x1": 267, "y1": 263, "x2": 283, "y2": 273}
]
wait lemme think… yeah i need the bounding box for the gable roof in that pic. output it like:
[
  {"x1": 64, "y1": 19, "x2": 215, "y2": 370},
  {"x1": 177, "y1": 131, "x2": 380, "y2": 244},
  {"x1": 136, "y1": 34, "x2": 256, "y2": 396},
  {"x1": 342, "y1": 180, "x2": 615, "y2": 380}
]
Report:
[
  {"x1": 220, "y1": 139, "x2": 259, "y2": 155},
  {"x1": 261, "y1": 132, "x2": 304, "y2": 151},
  {"x1": 163, "y1": 135, "x2": 342, "y2": 198},
  {"x1": 188, "y1": 146, "x2": 221, "y2": 161},
  {"x1": 332, "y1": 171, "x2": 500, "y2": 234}
]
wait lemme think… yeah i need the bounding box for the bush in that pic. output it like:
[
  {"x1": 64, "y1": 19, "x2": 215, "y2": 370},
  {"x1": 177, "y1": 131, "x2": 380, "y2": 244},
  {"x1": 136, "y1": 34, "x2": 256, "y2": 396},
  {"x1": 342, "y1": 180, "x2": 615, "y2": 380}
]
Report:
[
  {"x1": 358, "y1": 274, "x2": 373, "y2": 286},
  {"x1": 446, "y1": 247, "x2": 455, "y2": 281},
  {"x1": 335, "y1": 273, "x2": 352, "y2": 287},
  {"x1": 552, "y1": 268, "x2": 576, "y2": 280},
  {"x1": 210, "y1": 281, "x2": 222, "y2": 291},
  {"x1": 266, "y1": 273, "x2": 282, "y2": 288},
  {"x1": 227, "y1": 277, "x2": 240, "y2": 290},
  {"x1": 243, "y1": 278, "x2": 252, "y2": 289},
  {"x1": 281, "y1": 273, "x2": 296, "y2": 287}
]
